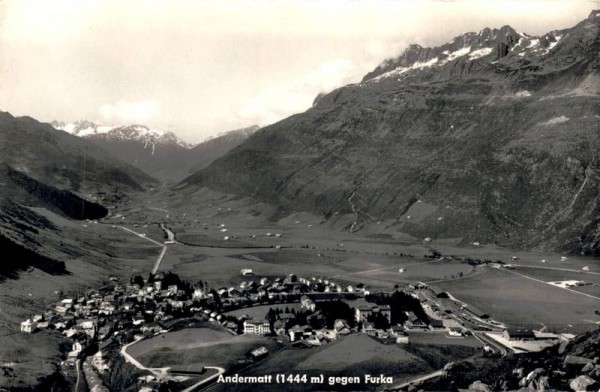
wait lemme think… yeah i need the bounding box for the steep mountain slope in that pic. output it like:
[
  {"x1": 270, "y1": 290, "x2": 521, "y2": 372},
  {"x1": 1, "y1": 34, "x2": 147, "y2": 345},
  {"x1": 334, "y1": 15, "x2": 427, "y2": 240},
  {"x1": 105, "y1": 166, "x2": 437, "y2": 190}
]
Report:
[
  {"x1": 0, "y1": 111, "x2": 155, "y2": 277},
  {"x1": 181, "y1": 11, "x2": 600, "y2": 255},
  {"x1": 186, "y1": 125, "x2": 260, "y2": 174},
  {"x1": 52, "y1": 121, "x2": 258, "y2": 181},
  {"x1": 0, "y1": 112, "x2": 153, "y2": 203}
]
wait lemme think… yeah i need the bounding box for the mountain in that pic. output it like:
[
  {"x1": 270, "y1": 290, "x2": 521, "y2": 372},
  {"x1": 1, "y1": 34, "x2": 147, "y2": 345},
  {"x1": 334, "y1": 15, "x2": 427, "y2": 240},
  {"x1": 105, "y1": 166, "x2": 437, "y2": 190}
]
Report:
[
  {"x1": 52, "y1": 121, "x2": 259, "y2": 181},
  {"x1": 0, "y1": 111, "x2": 155, "y2": 278},
  {"x1": 421, "y1": 326, "x2": 600, "y2": 391},
  {"x1": 181, "y1": 11, "x2": 600, "y2": 256},
  {"x1": 186, "y1": 125, "x2": 260, "y2": 174}
]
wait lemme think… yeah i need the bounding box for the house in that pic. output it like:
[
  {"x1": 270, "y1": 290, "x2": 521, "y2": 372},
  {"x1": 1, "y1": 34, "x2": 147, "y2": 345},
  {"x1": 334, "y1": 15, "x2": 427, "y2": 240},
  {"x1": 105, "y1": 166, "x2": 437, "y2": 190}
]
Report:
[
  {"x1": 429, "y1": 319, "x2": 445, "y2": 330},
  {"x1": 243, "y1": 319, "x2": 270, "y2": 335},
  {"x1": 192, "y1": 288, "x2": 205, "y2": 299},
  {"x1": 274, "y1": 325, "x2": 287, "y2": 336},
  {"x1": 389, "y1": 326, "x2": 409, "y2": 343},
  {"x1": 300, "y1": 295, "x2": 316, "y2": 312},
  {"x1": 395, "y1": 334, "x2": 409, "y2": 344},
  {"x1": 334, "y1": 319, "x2": 351, "y2": 335},
  {"x1": 78, "y1": 319, "x2": 97, "y2": 338},
  {"x1": 362, "y1": 322, "x2": 377, "y2": 336},
  {"x1": 248, "y1": 346, "x2": 269, "y2": 360},
  {"x1": 448, "y1": 327, "x2": 463, "y2": 337},
  {"x1": 72, "y1": 341, "x2": 84, "y2": 353},
  {"x1": 503, "y1": 328, "x2": 536, "y2": 341},
  {"x1": 315, "y1": 329, "x2": 337, "y2": 341},
  {"x1": 20, "y1": 319, "x2": 34, "y2": 333},
  {"x1": 404, "y1": 311, "x2": 428, "y2": 329},
  {"x1": 241, "y1": 269, "x2": 254, "y2": 276},
  {"x1": 305, "y1": 335, "x2": 322, "y2": 346},
  {"x1": 351, "y1": 299, "x2": 392, "y2": 323},
  {"x1": 289, "y1": 325, "x2": 312, "y2": 342}
]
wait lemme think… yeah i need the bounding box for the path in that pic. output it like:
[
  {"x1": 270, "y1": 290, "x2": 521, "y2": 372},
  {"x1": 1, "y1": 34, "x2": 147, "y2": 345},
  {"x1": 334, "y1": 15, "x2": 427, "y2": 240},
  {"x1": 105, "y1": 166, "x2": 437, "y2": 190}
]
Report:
[
  {"x1": 116, "y1": 225, "x2": 170, "y2": 274},
  {"x1": 500, "y1": 268, "x2": 600, "y2": 301},
  {"x1": 388, "y1": 369, "x2": 444, "y2": 391},
  {"x1": 120, "y1": 338, "x2": 170, "y2": 379},
  {"x1": 514, "y1": 264, "x2": 600, "y2": 276},
  {"x1": 331, "y1": 258, "x2": 443, "y2": 279},
  {"x1": 74, "y1": 359, "x2": 87, "y2": 392},
  {"x1": 121, "y1": 338, "x2": 224, "y2": 391},
  {"x1": 180, "y1": 366, "x2": 225, "y2": 392}
]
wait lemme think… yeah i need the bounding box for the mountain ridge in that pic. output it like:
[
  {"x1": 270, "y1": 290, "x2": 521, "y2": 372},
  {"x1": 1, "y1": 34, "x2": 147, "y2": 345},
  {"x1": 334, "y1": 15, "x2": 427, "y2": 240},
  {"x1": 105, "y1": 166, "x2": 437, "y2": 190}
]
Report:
[
  {"x1": 180, "y1": 11, "x2": 600, "y2": 256},
  {"x1": 51, "y1": 120, "x2": 260, "y2": 181}
]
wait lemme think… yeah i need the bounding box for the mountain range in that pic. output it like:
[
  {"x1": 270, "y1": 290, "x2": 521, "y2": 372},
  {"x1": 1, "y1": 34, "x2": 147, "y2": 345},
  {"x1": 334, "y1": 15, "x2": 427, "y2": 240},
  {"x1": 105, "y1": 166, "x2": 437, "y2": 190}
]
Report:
[
  {"x1": 51, "y1": 120, "x2": 259, "y2": 181},
  {"x1": 181, "y1": 10, "x2": 600, "y2": 256},
  {"x1": 0, "y1": 112, "x2": 156, "y2": 278}
]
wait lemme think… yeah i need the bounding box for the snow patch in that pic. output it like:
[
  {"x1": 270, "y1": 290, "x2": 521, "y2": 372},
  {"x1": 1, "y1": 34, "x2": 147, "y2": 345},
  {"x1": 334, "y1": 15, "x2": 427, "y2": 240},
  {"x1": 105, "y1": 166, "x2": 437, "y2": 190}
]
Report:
[
  {"x1": 547, "y1": 36, "x2": 561, "y2": 51},
  {"x1": 468, "y1": 47, "x2": 493, "y2": 60},
  {"x1": 527, "y1": 39, "x2": 540, "y2": 49},
  {"x1": 373, "y1": 57, "x2": 439, "y2": 81},
  {"x1": 515, "y1": 90, "x2": 531, "y2": 97},
  {"x1": 540, "y1": 116, "x2": 569, "y2": 126},
  {"x1": 445, "y1": 47, "x2": 471, "y2": 62}
]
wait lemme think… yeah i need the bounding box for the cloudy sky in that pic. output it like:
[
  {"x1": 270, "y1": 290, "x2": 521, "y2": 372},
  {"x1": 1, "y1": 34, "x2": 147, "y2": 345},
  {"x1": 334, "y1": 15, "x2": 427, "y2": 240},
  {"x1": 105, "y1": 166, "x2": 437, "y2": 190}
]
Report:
[{"x1": 0, "y1": 0, "x2": 596, "y2": 142}]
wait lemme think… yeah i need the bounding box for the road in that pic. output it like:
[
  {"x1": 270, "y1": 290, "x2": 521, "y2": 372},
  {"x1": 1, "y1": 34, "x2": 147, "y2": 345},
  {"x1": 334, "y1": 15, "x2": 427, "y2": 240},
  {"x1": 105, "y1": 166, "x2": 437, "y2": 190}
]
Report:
[
  {"x1": 74, "y1": 359, "x2": 87, "y2": 392},
  {"x1": 331, "y1": 258, "x2": 444, "y2": 279},
  {"x1": 116, "y1": 225, "x2": 172, "y2": 274},
  {"x1": 387, "y1": 369, "x2": 445, "y2": 391},
  {"x1": 121, "y1": 338, "x2": 224, "y2": 391},
  {"x1": 514, "y1": 264, "x2": 600, "y2": 276},
  {"x1": 180, "y1": 366, "x2": 226, "y2": 392},
  {"x1": 501, "y1": 268, "x2": 600, "y2": 301},
  {"x1": 120, "y1": 338, "x2": 170, "y2": 379}
]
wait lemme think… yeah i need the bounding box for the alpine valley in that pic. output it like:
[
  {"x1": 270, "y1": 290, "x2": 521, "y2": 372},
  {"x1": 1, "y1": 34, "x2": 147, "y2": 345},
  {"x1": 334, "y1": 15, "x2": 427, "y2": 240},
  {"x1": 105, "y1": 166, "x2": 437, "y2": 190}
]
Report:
[
  {"x1": 0, "y1": 10, "x2": 599, "y2": 392},
  {"x1": 182, "y1": 11, "x2": 600, "y2": 257}
]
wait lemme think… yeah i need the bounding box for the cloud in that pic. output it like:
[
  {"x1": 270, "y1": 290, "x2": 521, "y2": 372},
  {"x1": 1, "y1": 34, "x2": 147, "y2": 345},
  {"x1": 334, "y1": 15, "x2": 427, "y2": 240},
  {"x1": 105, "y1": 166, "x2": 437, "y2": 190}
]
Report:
[
  {"x1": 234, "y1": 59, "x2": 359, "y2": 126},
  {"x1": 98, "y1": 100, "x2": 159, "y2": 124}
]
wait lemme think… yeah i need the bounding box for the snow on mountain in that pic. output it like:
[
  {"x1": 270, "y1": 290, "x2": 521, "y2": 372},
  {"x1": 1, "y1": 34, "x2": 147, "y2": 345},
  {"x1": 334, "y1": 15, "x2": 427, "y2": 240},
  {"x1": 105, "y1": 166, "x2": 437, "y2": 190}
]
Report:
[
  {"x1": 51, "y1": 120, "x2": 193, "y2": 150},
  {"x1": 362, "y1": 24, "x2": 569, "y2": 83}
]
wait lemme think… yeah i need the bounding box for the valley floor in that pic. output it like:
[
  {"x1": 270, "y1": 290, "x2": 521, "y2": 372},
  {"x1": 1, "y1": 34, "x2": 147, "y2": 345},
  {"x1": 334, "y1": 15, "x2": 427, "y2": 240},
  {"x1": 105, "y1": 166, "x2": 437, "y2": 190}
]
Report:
[{"x1": 1, "y1": 186, "x2": 598, "y2": 390}]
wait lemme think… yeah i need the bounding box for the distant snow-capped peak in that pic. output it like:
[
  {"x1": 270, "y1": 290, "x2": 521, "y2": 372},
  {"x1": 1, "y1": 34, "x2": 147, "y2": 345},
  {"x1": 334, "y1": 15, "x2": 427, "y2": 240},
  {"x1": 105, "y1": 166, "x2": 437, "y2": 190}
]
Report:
[
  {"x1": 362, "y1": 24, "x2": 567, "y2": 83},
  {"x1": 51, "y1": 120, "x2": 193, "y2": 149}
]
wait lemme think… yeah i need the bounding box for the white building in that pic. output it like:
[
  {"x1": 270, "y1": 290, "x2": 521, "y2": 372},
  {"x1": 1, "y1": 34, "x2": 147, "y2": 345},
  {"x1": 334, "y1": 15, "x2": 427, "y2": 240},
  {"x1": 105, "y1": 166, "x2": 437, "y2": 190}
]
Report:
[
  {"x1": 243, "y1": 320, "x2": 270, "y2": 335},
  {"x1": 20, "y1": 319, "x2": 34, "y2": 333}
]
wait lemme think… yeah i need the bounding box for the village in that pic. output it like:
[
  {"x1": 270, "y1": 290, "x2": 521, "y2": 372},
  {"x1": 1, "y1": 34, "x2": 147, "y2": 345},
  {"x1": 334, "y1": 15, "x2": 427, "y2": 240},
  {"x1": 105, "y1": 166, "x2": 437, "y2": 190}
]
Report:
[{"x1": 17, "y1": 266, "x2": 576, "y2": 390}]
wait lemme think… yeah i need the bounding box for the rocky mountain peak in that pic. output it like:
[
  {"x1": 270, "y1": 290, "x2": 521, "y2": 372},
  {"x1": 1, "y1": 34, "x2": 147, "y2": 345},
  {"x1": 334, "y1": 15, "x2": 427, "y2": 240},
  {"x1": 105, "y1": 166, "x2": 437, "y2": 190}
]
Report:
[{"x1": 361, "y1": 24, "x2": 525, "y2": 82}]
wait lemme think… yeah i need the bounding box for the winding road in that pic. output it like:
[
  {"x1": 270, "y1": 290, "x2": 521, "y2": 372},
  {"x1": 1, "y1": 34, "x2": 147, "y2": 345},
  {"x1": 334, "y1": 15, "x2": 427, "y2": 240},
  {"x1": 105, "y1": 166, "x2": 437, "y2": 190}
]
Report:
[
  {"x1": 120, "y1": 338, "x2": 224, "y2": 391},
  {"x1": 387, "y1": 369, "x2": 445, "y2": 391}
]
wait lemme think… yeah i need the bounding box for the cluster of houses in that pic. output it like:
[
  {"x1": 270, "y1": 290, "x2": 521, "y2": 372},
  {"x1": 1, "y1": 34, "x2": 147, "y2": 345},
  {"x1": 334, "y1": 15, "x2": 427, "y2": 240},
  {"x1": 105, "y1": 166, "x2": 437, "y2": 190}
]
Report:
[
  {"x1": 18, "y1": 268, "x2": 491, "y2": 380},
  {"x1": 17, "y1": 271, "x2": 380, "y2": 363}
]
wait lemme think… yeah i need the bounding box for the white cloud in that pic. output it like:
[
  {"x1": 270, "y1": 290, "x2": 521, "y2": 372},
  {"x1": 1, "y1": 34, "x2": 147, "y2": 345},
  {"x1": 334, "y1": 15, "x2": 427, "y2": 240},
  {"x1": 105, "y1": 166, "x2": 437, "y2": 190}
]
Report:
[
  {"x1": 98, "y1": 100, "x2": 159, "y2": 124},
  {"x1": 234, "y1": 59, "x2": 359, "y2": 125}
]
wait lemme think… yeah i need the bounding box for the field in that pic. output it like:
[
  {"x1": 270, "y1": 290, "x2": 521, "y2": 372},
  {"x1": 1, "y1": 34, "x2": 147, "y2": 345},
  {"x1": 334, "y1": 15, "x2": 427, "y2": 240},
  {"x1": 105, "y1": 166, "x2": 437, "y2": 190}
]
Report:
[
  {"x1": 3, "y1": 186, "x2": 600, "y2": 390},
  {"x1": 436, "y1": 267, "x2": 600, "y2": 332},
  {"x1": 208, "y1": 333, "x2": 480, "y2": 391},
  {"x1": 516, "y1": 266, "x2": 600, "y2": 289},
  {"x1": 127, "y1": 327, "x2": 235, "y2": 357},
  {"x1": 132, "y1": 329, "x2": 277, "y2": 370}
]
